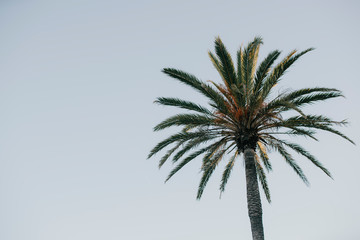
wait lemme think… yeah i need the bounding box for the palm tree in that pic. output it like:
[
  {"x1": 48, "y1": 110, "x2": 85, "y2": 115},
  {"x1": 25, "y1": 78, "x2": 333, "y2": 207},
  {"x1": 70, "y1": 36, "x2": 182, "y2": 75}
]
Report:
[{"x1": 148, "y1": 37, "x2": 354, "y2": 240}]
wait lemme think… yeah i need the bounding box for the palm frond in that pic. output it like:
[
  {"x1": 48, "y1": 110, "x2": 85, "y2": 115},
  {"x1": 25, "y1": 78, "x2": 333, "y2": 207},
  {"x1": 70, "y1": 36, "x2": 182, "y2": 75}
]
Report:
[
  {"x1": 265, "y1": 115, "x2": 347, "y2": 130},
  {"x1": 148, "y1": 130, "x2": 210, "y2": 159},
  {"x1": 162, "y1": 68, "x2": 229, "y2": 114},
  {"x1": 249, "y1": 50, "x2": 282, "y2": 112},
  {"x1": 208, "y1": 51, "x2": 223, "y2": 80},
  {"x1": 278, "y1": 115, "x2": 346, "y2": 126},
  {"x1": 197, "y1": 148, "x2": 227, "y2": 199},
  {"x1": 281, "y1": 87, "x2": 342, "y2": 101},
  {"x1": 236, "y1": 46, "x2": 244, "y2": 86},
  {"x1": 261, "y1": 48, "x2": 314, "y2": 100},
  {"x1": 268, "y1": 115, "x2": 354, "y2": 144},
  {"x1": 158, "y1": 141, "x2": 183, "y2": 168},
  {"x1": 276, "y1": 139, "x2": 332, "y2": 178},
  {"x1": 209, "y1": 80, "x2": 238, "y2": 110},
  {"x1": 165, "y1": 147, "x2": 209, "y2": 182},
  {"x1": 154, "y1": 114, "x2": 215, "y2": 131},
  {"x1": 255, "y1": 154, "x2": 271, "y2": 202},
  {"x1": 220, "y1": 152, "x2": 238, "y2": 194},
  {"x1": 253, "y1": 50, "x2": 281, "y2": 94},
  {"x1": 243, "y1": 37, "x2": 263, "y2": 102},
  {"x1": 165, "y1": 138, "x2": 228, "y2": 182},
  {"x1": 262, "y1": 98, "x2": 307, "y2": 117},
  {"x1": 257, "y1": 142, "x2": 272, "y2": 171},
  {"x1": 171, "y1": 134, "x2": 216, "y2": 163},
  {"x1": 155, "y1": 97, "x2": 213, "y2": 115},
  {"x1": 271, "y1": 127, "x2": 319, "y2": 141},
  {"x1": 291, "y1": 92, "x2": 343, "y2": 107},
  {"x1": 306, "y1": 123, "x2": 355, "y2": 144},
  {"x1": 269, "y1": 139, "x2": 309, "y2": 185},
  {"x1": 201, "y1": 138, "x2": 228, "y2": 166},
  {"x1": 212, "y1": 37, "x2": 237, "y2": 88}
]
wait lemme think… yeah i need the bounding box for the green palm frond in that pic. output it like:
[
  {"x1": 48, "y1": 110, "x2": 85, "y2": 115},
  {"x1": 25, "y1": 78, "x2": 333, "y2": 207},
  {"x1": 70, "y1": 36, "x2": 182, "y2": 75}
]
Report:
[
  {"x1": 261, "y1": 48, "x2": 314, "y2": 101},
  {"x1": 208, "y1": 51, "x2": 223, "y2": 79},
  {"x1": 197, "y1": 148, "x2": 227, "y2": 199},
  {"x1": 158, "y1": 141, "x2": 183, "y2": 168},
  {"x1": 155, "y1": 97, "x2": 213, "y2": 115},
  {"x1": 260, "y1": 50, "x2": 297, "y2": 100},
  {"x1": 254, "y1": 50, "x2": 281, "y2": 93},
  {"x1": 165, "y1": 146, "x2": 209, "y2": 182},
  {"x1": 277, "y1": 127, "x2": 318, "y2": 141},
  {"x1": 269, "y1": 139, "x2": 309, "y2": 185},
  {"x1": 220, "y1": 151, "x2": 238, "y2": 195},
  {"x1": 148, "y1": 130, "x2": 210, "y2": 159},
  {"x1": 250, "y1": 50, "x2": 282, "y2": 109},
  {"x1": 281, "y1": 87, "x2": 342, "y2": 101},
  {"x1": 255, "y1": 154, "x2": 271, "y2": 202},
  {"x1": 171, "y1": 134, "x2": 216, "y2": 163},
  {"x1": 236, "y1": 47, "x2": 244, "y2": 87},
  {"x1": 305, "y1": 123, "x2": 354, "y2": 144},
  {"x1": 257, "y1": 142, "x2": 272, "y2": 171},
  {"x1": 165, "y1": 138, "x2": 228, "y2": 182},
  {"x1": 201, "y1": 138, "x2": 228, "y2": 166},
  {"x1": 290, "y1": 92, "x2": 343, "y2": 107},
  {"x1": 268, "y1": 115, "x2": 354, "y2": 144},
  {"x1": 212, "y1": 37, "x2": 237, "y2": 88},
  {"x1": 209, "y1": 80, "x2": 239, "y2": 110},
  {"x1": 261, "y1": 98, "x2": 307, "y2": 117},
  {"x1": 242, "y1": 37, "x2": 263, "y2": 102},
  {"x1": 154, "y1": 114, "x2": 215, "y2": 131},
  {"x1": 162, "y1": 68, "x2": 229, "y2": 115},
  {"x1": 275, "y1": 139, "x2": 332, "y2": 178}
]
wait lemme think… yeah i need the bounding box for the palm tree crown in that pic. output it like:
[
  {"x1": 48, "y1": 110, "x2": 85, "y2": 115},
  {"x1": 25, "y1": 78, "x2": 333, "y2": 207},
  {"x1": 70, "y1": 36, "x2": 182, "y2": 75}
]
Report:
[{"x1": 148, "y1": 36, "x2": 354, "y2": 202}]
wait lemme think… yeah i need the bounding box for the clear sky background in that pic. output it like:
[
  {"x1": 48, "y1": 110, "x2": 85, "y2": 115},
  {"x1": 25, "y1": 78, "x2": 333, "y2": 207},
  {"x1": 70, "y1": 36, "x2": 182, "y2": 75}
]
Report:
[{"x1": 1, "y1": 1, "x2": 359, "y2": 240}]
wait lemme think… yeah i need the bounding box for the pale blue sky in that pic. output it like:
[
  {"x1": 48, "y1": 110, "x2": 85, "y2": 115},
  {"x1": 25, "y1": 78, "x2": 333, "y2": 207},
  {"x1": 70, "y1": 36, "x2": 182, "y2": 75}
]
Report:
[{"x1": 0, "y1": 1, "x2": 359, "y2": 240}]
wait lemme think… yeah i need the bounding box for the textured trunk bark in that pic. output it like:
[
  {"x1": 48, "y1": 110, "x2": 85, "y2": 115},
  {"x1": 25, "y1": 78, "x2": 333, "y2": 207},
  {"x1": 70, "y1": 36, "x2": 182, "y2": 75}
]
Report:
[{"x1": 244, "y1": 148, "x2": 265, "y2": 240}]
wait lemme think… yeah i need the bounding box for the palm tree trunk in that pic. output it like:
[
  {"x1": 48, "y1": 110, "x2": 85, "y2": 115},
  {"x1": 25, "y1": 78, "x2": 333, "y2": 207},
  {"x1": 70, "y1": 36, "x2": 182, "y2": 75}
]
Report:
[{"x1": 244, "y1": 148, "x2": 265, "y2": 240}]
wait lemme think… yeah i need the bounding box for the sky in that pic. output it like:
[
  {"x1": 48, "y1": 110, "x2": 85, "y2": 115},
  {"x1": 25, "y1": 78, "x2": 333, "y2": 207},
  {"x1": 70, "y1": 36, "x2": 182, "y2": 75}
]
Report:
[{"x1": 0, "y1": 1, "x2": 360, "y2": 239}]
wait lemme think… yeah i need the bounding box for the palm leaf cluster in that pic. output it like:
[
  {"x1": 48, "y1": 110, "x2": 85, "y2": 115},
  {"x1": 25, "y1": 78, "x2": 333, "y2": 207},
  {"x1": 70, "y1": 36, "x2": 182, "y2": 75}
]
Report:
[{"x1": 148, "y1": 37, "x2": 353, "y2": 202}]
